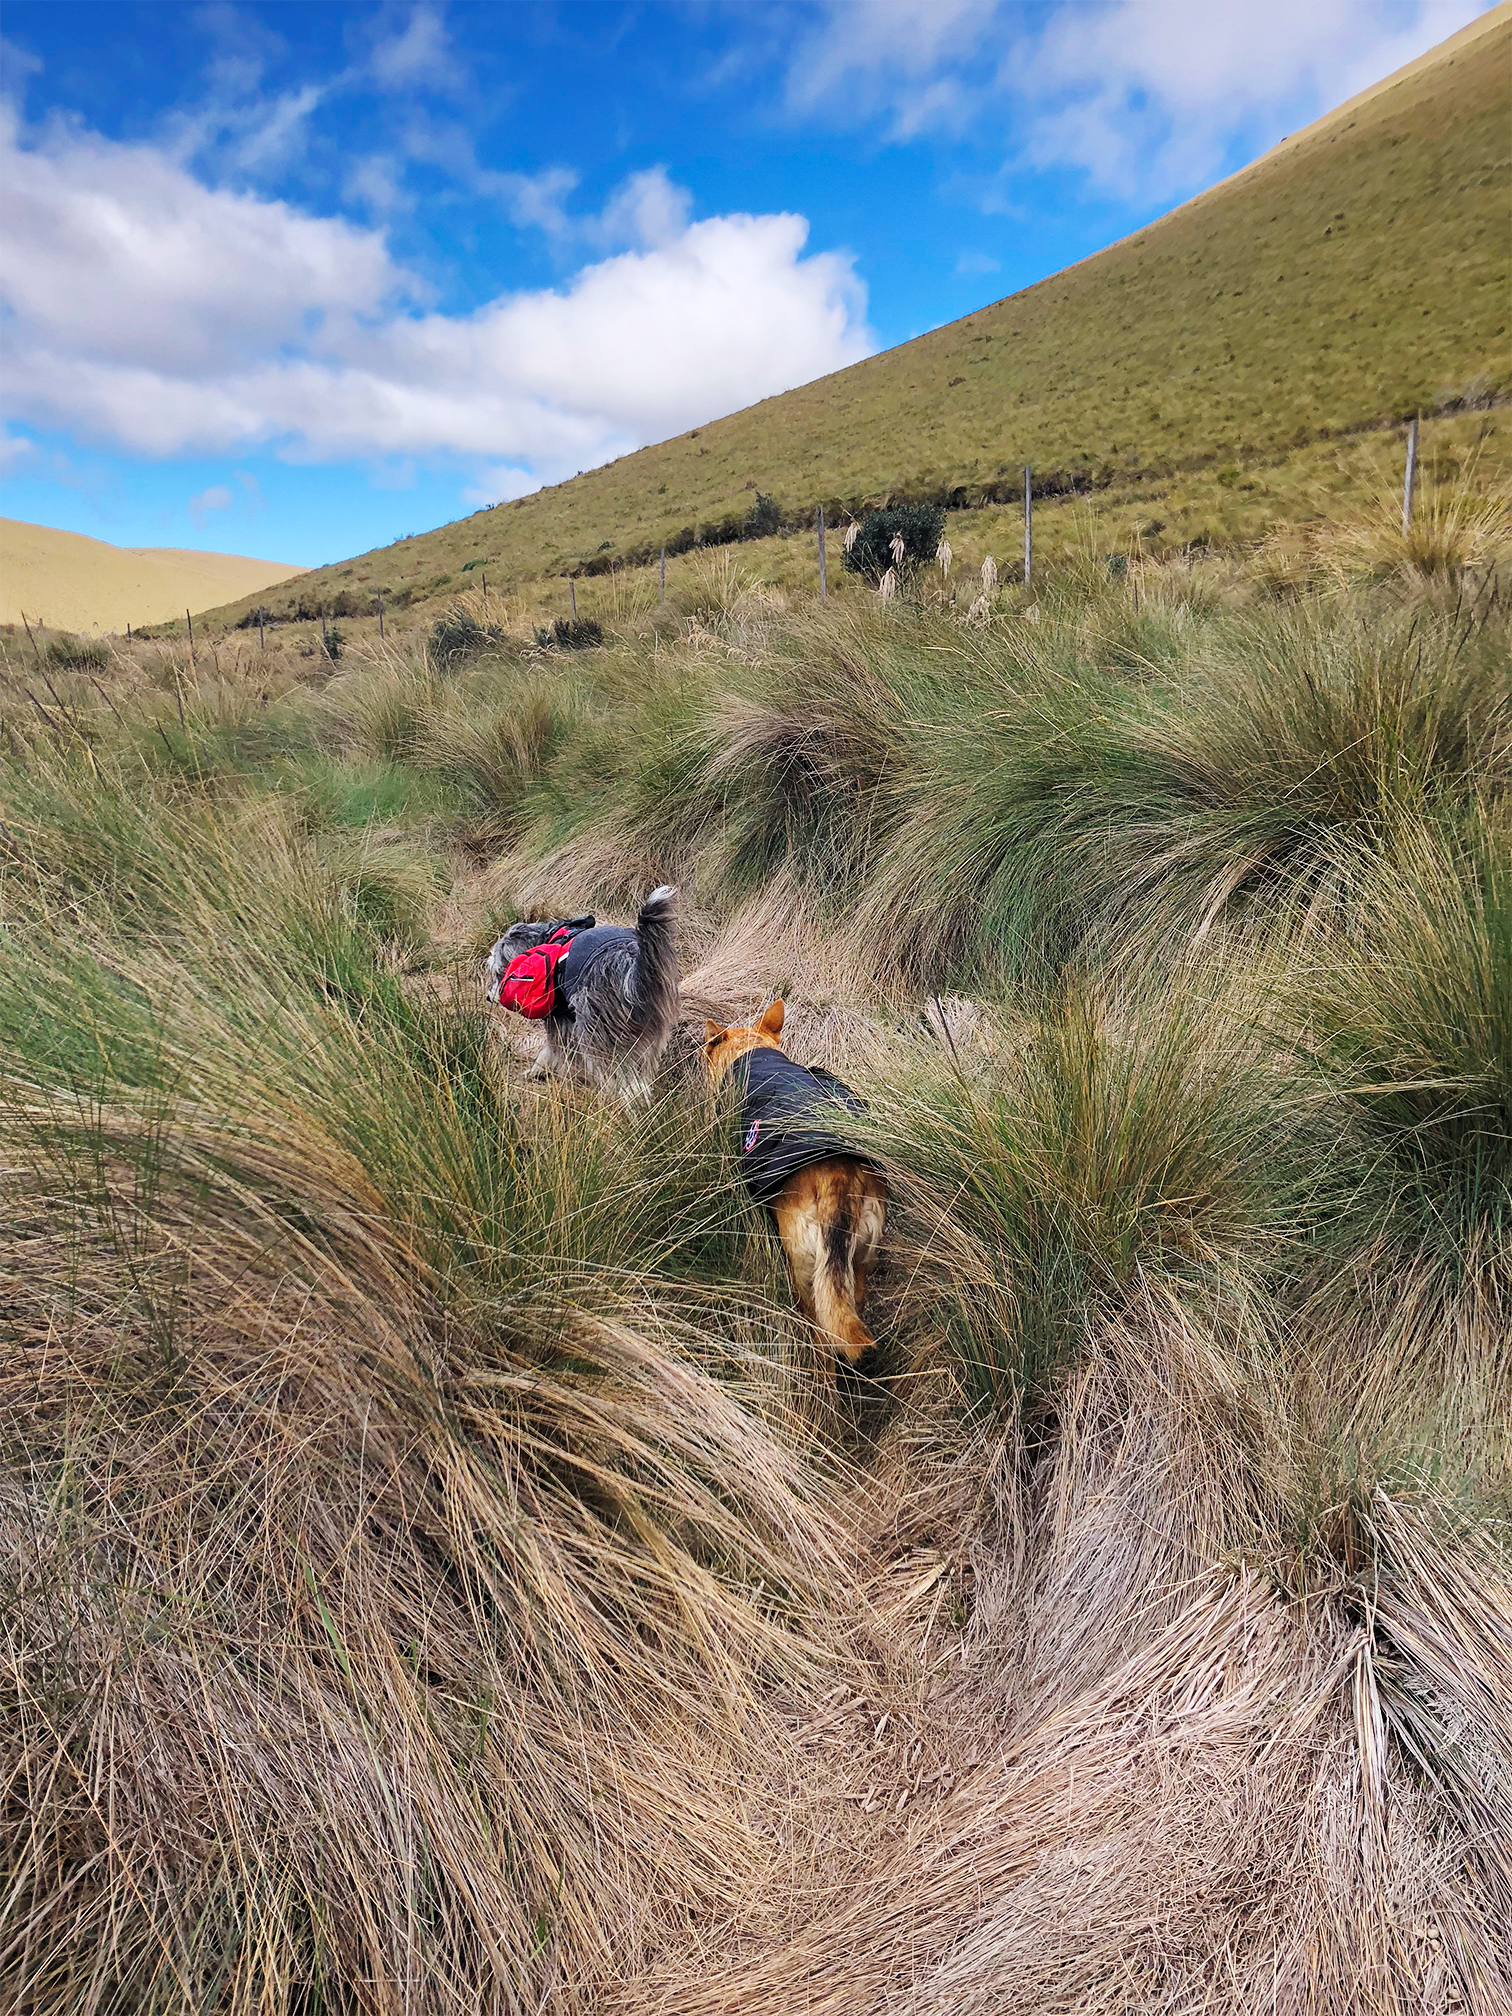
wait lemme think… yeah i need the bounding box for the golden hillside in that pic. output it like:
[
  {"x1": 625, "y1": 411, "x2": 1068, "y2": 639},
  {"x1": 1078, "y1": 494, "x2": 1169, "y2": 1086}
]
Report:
[{"x1": 0, "y1": 518, "x2": 304, "y2": 634}]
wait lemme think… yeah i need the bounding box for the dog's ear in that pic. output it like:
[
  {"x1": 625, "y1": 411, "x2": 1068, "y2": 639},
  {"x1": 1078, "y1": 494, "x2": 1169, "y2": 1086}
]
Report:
[
  {"x1": 703, "y1": 1019, "x2": 725, "y2": 1049},
  {"x1": 758, "y1": 999, "x2": 785, "y2": 1038}
]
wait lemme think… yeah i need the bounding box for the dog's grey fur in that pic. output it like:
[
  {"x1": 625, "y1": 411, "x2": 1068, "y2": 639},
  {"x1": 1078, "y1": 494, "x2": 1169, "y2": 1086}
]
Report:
[{"x1": 486, "y1": 885, "x2": 679, "y2": 1098}]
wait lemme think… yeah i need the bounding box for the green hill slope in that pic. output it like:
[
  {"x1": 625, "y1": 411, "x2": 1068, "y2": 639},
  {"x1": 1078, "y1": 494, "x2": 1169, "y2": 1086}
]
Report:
[{"x1": 217, "y1": 5, "x2": 1509, "y2": 627}]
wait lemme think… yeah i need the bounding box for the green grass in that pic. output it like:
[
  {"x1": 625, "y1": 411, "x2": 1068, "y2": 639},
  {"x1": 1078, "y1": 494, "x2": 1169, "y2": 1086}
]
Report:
[{"x1": 188, "y1": 12, "x2": 1510, "y2": 645}]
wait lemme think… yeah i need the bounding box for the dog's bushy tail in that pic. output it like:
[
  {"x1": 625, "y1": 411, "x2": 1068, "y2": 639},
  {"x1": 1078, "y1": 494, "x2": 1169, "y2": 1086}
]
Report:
[{"x1": 631, "y1": 884, "x2": 680, "y2": 1042}]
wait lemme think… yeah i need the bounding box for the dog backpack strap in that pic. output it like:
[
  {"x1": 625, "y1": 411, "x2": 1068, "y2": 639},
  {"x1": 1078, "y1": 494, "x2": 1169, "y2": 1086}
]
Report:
[{"x1": 497, "y1": 929, "x2": 575, "y2": 1019}]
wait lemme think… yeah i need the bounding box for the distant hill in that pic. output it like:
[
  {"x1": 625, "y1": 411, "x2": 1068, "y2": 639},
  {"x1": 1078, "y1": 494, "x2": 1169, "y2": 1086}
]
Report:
[
  {"x1": 0, "y1": 519, "x2": 304, "y2": 634},
  {"x1": 214, "y1": 5, "x2": 1509, "y2": 629}
]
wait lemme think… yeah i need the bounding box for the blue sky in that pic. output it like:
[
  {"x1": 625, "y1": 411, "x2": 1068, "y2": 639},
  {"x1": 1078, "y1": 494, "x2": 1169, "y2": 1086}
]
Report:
[{"x1": 0, "y1": 0, "x2": 1491, "y2": 566}]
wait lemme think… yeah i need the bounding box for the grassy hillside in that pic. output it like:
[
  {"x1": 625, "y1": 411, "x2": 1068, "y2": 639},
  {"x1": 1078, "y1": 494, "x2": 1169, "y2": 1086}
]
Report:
[
  {"x1": 0, "y1": 518, "x2": 304, "y2": 633},
  {"x1": 4, "y1": 539, "x2": 1509, "y2": 2010},
  {"x1": 200, "y1": 5, "x2": 1510, "y2": 637}
]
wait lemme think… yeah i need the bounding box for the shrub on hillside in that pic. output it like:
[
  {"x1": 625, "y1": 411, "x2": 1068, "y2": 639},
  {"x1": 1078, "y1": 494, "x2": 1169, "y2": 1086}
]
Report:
[
  {"x1": 743, "y1": 492, "x2": 782, "y2": 540},
  {"x1": 534, "y1": 616, "x2": 604, "y2": 651},
  {"x1": 841, "y1": 503, "x2": 946, "y2": 583},
  {"x1": 430, "y1": 602, "x2": 508, "y2": 667},
  {"x1": 45, "y1": 633, "x2": 108, "y2": 672},
  {"x1": 271, "y1": 589, "x2": 365, "y2": 622}
]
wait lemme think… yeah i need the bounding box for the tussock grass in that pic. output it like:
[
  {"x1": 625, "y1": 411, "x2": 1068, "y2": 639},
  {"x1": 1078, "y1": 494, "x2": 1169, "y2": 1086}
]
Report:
[
  {"x1": 1312, "y1": 443, "x2": 1512, "y2": 587},
  {"x1": 0, "y1": 754, "x2": 843, "y2": 2010},
  {"x1": 871, "y1": 958, "x2": 1327, "y2": 1407},
  {"x1": 4, "y1": 545, "x2": 1510, "y2": 2011}
]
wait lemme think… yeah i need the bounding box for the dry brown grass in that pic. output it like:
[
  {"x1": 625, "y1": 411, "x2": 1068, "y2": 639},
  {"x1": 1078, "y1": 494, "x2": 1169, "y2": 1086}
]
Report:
[
  {"x1": 3, "y1": 554, "x2": 1509, "y2": 2013},
  {"x1": 611, "y1": 1318, "x2": 1511, "y2": 2015},
  {"x1": 1257, "y1": 439, "x2": 1512, "y2": 594}
]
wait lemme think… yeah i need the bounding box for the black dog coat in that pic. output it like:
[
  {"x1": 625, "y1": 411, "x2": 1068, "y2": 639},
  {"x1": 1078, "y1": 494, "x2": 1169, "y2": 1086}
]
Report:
[{"x1": 732, "y1": 1048, "x2": 869, "y2": 1206}]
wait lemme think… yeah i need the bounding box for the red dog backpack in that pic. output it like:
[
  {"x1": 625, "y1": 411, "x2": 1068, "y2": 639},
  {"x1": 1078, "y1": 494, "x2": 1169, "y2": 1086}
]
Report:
[{"x1": 496, "y1": 926, "x2": 577, "y2": 1019}]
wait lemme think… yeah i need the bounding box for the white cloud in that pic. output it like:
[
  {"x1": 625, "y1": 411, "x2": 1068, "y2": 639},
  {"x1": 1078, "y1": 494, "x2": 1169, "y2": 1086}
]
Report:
[
  {"x1": 594, "y1": 167, "x2": 694, "y2": 251},
  {"x1": 463, "y1": 464, "x2": 542, "y2": 508},
  {"x1": 343, "y1": 150, "x2": 412, "y2": 215},
  {"x1": 788, "y1": 0, "x2": 1494, "y2": 197},
  {"x1": 158, "y1": 6, "x2": 327, "y2": 184},
  {"x1": 1009, "y1": 0, "x2": 1490, "y2": 194},
  {"x1": 0, "y1": 108, "x2": 873, "y2": 484},
  {"x1": 189, "y1": 483, "x2": 234, "y2": 526},
  {"x1": 488, "y1": 163, "x2": 693, "y2": 252},
  {"x1": 787, "y1": 0, "x2": 999, "y2": 137},
  {"x1": 370, "y1": 6, "x2": 456, "y2": 93},
  {"x1": 493, "y1": 164, "x2": 582, "y2": 237},
  {"x1": 0, "y1": 104, "x2": 400, "y2": 374}
]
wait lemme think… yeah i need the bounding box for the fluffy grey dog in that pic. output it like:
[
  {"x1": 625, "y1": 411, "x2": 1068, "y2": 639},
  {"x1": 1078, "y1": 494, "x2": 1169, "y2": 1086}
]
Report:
[{"x1": 486, "y1": 885, "x2": 679, "y2": 1098}]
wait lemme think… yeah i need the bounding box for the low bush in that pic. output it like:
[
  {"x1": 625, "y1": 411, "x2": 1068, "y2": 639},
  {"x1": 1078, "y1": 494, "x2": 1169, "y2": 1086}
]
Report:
[
  {"x1": 430, "y1": 601, "x2": 509, "y2": 666},
  {"x1": 534, "y1": 616, "x2": 604, "y2": 650},
  {"x1": 44, "y1": 631, "x2": 108, "y2": 671},
  {"x1": 744, "y1": 491, "x2": 782, "y2": 539},
  {"x1": 841, "y1": 501, "x2": 946, "y2": 582}
]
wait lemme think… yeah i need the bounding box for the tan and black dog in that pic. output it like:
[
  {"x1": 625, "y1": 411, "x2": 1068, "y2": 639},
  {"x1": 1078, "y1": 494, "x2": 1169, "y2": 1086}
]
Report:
[{"x1": 704, "y1": 1000, "x2": 886, "y2": 1369}]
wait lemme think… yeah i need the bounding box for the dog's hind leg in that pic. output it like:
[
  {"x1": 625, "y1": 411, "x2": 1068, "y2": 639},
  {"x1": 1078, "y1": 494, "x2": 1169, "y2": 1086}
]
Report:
[
  {"x1": 852, "y1": 1175, "x2": 887, "y2": 1314},
  {"x1": 774, "y1": 1164, "x2": 876, "y2": 1369}
]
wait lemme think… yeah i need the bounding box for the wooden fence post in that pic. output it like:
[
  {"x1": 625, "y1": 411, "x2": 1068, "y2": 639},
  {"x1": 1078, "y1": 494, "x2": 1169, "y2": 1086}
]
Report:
[
  {"x1": 1023, "y1": 468, "x2": 1033, "y2": 592},
  {"x1": 569, "y1": 579, "x2": 577, "y2": 622},
  {"x1": 660, "y1": 547, "x2": 666, "y2": 602},
  {"x1": 481, "y1": 570, "x2": 488, "y2": 600},
  {"x1": 817, "y1": 505, "x2": 828, "y2": 600},
  {"x1": 186, "y1": 608, "x2": 195, "y2": 666},
  {"x1": 257, "y1": 606, "x2": 265, "y2": 649},
  {"x1": 1402, "y1": 416, "x2": 1419, "y2": 536}
]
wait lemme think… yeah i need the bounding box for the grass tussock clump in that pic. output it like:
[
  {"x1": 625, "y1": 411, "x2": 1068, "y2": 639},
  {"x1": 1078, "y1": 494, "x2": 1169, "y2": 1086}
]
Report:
[
  {"x1": 3, "y1": 545, "x2": 1511, "y2": 2013},
  {"x1": 1311, "y1": 444, "x2": 1512, "y2": 589},
  {"x1": 0, "y1": 756, "x2": 842, "y2": 2012}
]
